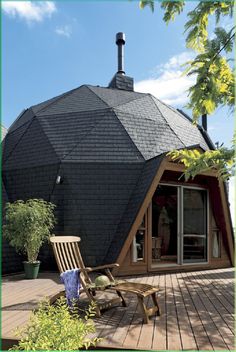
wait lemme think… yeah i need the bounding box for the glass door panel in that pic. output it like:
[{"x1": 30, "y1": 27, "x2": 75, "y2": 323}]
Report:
[
  {"x1": 132, "y1": 213, "x2": 147, "y2": 263},
  {"x1": 152, "y1": 185, "x2": 178, "y2": 266},
  {"x1": 183, "y1": 188, "x2": 207, "y2": 262}
]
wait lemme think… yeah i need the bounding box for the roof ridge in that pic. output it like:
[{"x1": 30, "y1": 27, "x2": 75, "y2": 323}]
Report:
[
  {"x1": 35, "y1": 86, "x2": 82, "y2": 115},
  {"x1": 37, "y1": 106, "x2": 112, "y2": 117},
  {"x1": 114, "y1": 106, "x2": 163, "y2": 122},
  {"x1": 112, "y1": 108, "x2": 145, "y2": 160},
  {"x1": 102, "y1": 160, "x2": 145, "y2": 262},
  {"x1": 114, "y1": 92, "x2": 149, "y2": 108},
  {"x1": 153, "y1": 95, "x2": 194, "y2": 125},
  {"x1": 87, "y1": 84, "x2": 148, "y2": 107},
  {"x1": 3, "y1": 114, "x2": 36, "y2": 165},
  {"x1": 36, "y1": 118, "x2": 61, "y2": 160},
  {"x1": 86, "y1": 85, "x2": 110, "y2": 108},
  {"x1": 61, "y1": 111, "x2": 109, "y2": 161},
  {"x1": 150, "y1": 95, "x2": 186, "y2": 148},
  {"x1": 3, "y1": 116, "x2": 60, "y2": 166},
  {"x1": 7, "y1": 118, "x2": 31, "y2": 136}
]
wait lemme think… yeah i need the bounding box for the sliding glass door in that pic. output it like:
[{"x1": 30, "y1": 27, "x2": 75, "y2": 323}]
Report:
[
  {"x1": 182, "y1": 188, "x2": 208, "y2": 263},
  {"x1": 151, "y1": 185, "x2": 208, "y2": 267}
]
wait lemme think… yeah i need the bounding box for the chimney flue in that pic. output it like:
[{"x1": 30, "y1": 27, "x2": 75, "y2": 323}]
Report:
[{"x1": 116, "y1": 32, "x2": 125, "y2": 75}]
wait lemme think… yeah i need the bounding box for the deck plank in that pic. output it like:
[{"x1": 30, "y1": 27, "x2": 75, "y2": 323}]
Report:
[
  {"x1": 188, "y1": 271, "x2": 234, "y2": 350},
  {"x1": 165, "y1": 274, "x2": 182, "y2": 350},
  {"x1": 177, "y1": 272, "x2": 213, "y2": 350},
  {"x1": 171, "y1": 273, "x2": 197, "y2": 350},
  {"x1": 136, "y1": 273, "x2": 157, "y2": 350},
  {"x1": 151, "y1": 273, "x2": 167, "y2": 350},
  {"x1": 2, "y1": 268, "x2": 235, "y2": 351},
  {"x1": 122, "y1": 275, "x2": 149, "y2": 349},
  {"x1": 181, "y1": 271, "x2": 229, "y2": 351}
]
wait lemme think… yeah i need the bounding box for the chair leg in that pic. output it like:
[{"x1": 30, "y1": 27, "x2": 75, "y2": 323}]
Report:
[
  {"x1": 116, "y1": 290, "x2": 127, "y2": 307},
  {"x1": 137, "y1": 296, "x2": 149, "y2": 324},
  {"x1": 151, "y1": 292, "x2": 161, "y2": 316},
  {"x1": 95, "y1": 305, "x2": 102, "y2": 317}
]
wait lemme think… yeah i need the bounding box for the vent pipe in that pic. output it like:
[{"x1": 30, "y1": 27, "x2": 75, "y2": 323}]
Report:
[
  {"x1": 116, "y1": 32, "x2": 125, "y2": 75},
  {"x1": 202, "y1": 114, "x2": 207, "y2": 131}
]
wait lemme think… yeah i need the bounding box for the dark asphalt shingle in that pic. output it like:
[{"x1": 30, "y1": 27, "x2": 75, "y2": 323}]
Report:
[{"x1": 3, "y1": 82, "x2": 215, "y2": 268}]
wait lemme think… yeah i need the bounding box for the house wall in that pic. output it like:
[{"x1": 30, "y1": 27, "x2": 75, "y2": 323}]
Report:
[
  {"x1": 2, "y1": 160, "x2": 144, "y2": 273},
  {"x1": 51, "y1": 162, "x2": 143, "y2": 267},
  {"x1": 2, "y1": 164, "x2": 60, "y2": 274}
]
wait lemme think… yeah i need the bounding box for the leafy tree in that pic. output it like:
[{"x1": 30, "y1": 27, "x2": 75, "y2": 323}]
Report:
[{"x1": 140, "y1": 0, "x2": 235, "y2": 180}]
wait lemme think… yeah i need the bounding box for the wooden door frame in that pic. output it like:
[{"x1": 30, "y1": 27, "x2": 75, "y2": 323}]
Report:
[{"x1": 115, "y1": 157, "x2": 234, "y2": 273}]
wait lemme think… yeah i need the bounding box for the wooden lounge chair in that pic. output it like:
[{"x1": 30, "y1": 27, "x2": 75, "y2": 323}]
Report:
[{"x1": 50, "y1": 236, "x2": 160, "y2": 323}]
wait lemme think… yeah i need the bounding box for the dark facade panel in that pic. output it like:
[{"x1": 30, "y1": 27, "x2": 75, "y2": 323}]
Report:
[
  {"x1": 8, "y1": 108, "x2": 35, "y2": 133},
  {"x1": 153, "y1": 97, "x2": 209, "y2": 150},
  {"x1": 3, "y1": 164, "x2": 59, "y2": 203},
  {"x1": 31, "y1": 91, "x2": 68, "y2": 114},
  {"x1": 2, "y1": 163, "x2": 60, "y2": 274},
  {"x1": 88, "y1": 85, "x2": 143, "y2": 107},
  {"x1": 37, "y1": 85, "x2": 108, "y2": 116},
  {"x1": 50, "y1": 162, "x2": 144, "y2": 266},
  {"x1": 2, "y1": 240, "x2": 24, "y2": 274},
  {"x1": 115, "y1": 110, "x2": 184, "y2": 160},
  {"x1": 2, "y1": 180, "x2": 25, "y2": 274},
  {"x1": 64, "y1": 111, "x2": 143, "y2": 162},
  {"x1": 3, "y1": 120, "x2": 32, "y2": 163},
  {"x1": 105, "y1": 156, "x2": 163, "y2": 263},
  {"x1": 3, "y1": 119, "x2": 59, "y2": 170},
  {"x1": 115, "y1": 94, "x2": 163, "y2": 121}
]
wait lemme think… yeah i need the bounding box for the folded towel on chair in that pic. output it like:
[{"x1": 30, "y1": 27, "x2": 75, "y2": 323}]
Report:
[{"x1": 60, "y1": 269, "x2": 80, "y2": 306}]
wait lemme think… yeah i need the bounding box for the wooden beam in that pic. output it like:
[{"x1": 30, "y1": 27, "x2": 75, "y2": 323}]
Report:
[
  {"x1": 165, "y1": 160, "x2": 217, "y2": 177},
  {"x1": 218, "y1": 181, "x2": 235, "y2": 265},
  {"x1": 116, "y1": 158, "x2": 168, "y2": 269}
]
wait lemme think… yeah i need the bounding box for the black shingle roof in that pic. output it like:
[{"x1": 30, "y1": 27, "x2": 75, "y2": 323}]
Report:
[
  {"x1": 2, "y1": 84, "x2": 214, "y2": 267},
  {"x1": 4, "y1": 84, "x2": 211, "y2": 168}
]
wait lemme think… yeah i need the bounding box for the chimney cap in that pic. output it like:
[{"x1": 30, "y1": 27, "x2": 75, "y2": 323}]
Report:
[{"x1": 116, "y1": 32, "x2": 125, "y2": 45}]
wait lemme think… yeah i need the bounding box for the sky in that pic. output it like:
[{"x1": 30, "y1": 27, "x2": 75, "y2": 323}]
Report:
[{"x1": 2, "y1": 0, "x2": 235, "y2": 221}]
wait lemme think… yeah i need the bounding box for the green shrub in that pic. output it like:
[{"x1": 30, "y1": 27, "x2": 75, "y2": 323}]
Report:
[
  {"x1": 3, "y1": 199, "x2": 56, "y2": 262},
  {"x1": 10, "y1": 297, "x2": 100, "y2": 351}
]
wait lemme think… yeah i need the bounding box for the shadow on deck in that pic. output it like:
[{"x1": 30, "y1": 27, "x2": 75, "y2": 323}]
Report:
[{"x1": 1, "y1": 268, "x2": 235, "y2": 351}]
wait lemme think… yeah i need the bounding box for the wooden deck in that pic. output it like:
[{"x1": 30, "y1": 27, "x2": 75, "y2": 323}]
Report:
[{"x1": 1, "y1": 268, "x2": 235, "y2": 351}]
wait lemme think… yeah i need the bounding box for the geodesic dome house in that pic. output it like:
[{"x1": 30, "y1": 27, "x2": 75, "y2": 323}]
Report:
[{"x1": 2, "y1": 33, "x2": 234, "y2": 275}]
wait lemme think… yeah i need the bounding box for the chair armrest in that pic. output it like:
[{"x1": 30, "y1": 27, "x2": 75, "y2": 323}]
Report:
[{"x1": 84, "y1": 263, "x2": 119, "y2": 272}]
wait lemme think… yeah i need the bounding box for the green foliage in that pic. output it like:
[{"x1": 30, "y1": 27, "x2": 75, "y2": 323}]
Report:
[
  {"x1": 139, "y1": 0, "x2": 154, "y2": 12},
  {"x1": 10, "y1": 297, "x2": 100, "y2": 351},
  {"x1": 140, "y1": 1, "x2": 235, "y2": 118},
  {"x1": 184, "y1": 26, "x2": 235, "y2": 119},
  {"x1": 3, "y1": 199, "x2": 56, "y2": 263},
  {"x1": 184, "y1": 1, "x2": 233, "y2": 52},
  {"x1": 168, "y1": 147, "x2": 235, "y2": 181},
  {"x1": 140, "y1": 1, "x2": 235, "y2": 180},
  {"x1": 161, "y1": 1, "x2": 185, "y2": 24}
]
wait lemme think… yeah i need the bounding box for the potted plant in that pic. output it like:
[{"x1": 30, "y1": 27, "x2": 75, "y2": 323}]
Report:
[{"x1": 3, "y1": 199, "x2": 56, "y2": 279}]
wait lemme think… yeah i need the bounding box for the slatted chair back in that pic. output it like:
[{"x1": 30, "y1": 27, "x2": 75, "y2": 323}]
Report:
[{"x1": 50, "y1": 236, "x2": 92, "y2": 285}]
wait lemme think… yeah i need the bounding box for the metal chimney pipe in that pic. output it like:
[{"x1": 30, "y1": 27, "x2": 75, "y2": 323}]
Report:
[
  {"x1": 202, "y1": 114, "x2": 207, "y2": 131},
  {"x1": 116, "y1": 32, "x2": 125, "y2": 75}
]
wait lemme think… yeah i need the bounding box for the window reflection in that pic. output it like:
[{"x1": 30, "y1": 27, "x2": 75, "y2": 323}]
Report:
[
  {"x1": 183, "y1": 189, "x2": 207, "y2": 262},
  {"x1": 152, "y1": 185, "x2": 178, "y2": 264},
  {"x1": 132, "y1": 229, "x2": 145, "y2": 262}
]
